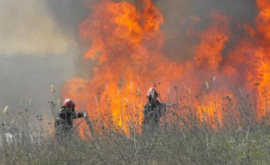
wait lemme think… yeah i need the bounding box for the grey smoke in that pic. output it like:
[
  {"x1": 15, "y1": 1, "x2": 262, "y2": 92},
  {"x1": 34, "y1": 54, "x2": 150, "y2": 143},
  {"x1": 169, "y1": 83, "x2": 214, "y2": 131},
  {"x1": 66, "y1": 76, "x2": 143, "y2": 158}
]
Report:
[
  {"x1": 0, "y1": 0, "x2": 85, "y2": 124},
  {"x1": 155, "y1": 0, "x2": 257, "y2": 62},
  {"x1": 43, "y1": 0, "x2": 89, "y2": 40}
]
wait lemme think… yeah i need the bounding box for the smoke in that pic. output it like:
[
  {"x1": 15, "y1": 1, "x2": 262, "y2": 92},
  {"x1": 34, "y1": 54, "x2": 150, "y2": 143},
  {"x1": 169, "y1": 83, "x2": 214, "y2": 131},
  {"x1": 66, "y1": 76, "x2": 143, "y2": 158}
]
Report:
[
  {"x1": 43, "y1": 0, "x2": 88, "y2": 40},
  {"x1": 0, "y1": 0, "x2": 80, "y2": 56},
  {"x1": 154, "y1": 0, "x2": 258, "y2": 62},
  {"x1": 0, "y1": 0, "x2": 85, "y2": 123},
  {"x1": 43, "y1": 0, "x2": 98, "y2": 78},
  {"x1": 0, "y1": 56, "x2": 77, "y2": 126}
]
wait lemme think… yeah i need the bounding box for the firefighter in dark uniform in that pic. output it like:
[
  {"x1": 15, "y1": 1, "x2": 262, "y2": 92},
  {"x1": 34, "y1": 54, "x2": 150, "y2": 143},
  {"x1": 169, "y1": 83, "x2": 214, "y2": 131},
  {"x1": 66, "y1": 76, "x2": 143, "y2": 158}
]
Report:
[
  {"x1": 142, "y1": 87, "x2": 165, "y2": 134},
  {"x1": 54, "y1": 98, "x2": 86, "y2": 139}
]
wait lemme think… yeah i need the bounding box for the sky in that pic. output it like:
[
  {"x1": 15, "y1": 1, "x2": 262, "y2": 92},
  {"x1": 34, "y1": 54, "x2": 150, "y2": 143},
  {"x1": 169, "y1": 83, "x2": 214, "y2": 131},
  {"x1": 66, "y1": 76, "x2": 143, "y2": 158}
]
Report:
[{"x1": 0, "y1": 0, "x2": 87, "y2": 124}]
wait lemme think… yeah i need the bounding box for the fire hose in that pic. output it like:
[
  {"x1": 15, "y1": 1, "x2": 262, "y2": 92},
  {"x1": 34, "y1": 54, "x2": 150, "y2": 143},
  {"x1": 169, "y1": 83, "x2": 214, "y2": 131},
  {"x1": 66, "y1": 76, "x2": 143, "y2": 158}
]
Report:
[{"x1": 72, "y1": 113, "x2": 95, "y2": 138}]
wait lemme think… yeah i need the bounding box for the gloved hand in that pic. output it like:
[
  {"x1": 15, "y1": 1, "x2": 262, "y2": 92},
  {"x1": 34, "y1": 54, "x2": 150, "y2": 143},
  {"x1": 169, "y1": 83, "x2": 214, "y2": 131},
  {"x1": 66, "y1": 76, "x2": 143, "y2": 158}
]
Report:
[{"x1": 83, "y1": 112, "x2": 87, "y2": 118}]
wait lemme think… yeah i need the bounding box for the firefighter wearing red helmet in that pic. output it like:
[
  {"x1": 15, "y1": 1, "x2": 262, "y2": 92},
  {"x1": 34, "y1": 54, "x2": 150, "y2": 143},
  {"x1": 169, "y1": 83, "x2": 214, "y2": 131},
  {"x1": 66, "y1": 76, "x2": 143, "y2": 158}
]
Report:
[
  {"x1": 63, "y1": 98, "x2": 76, "y2": 108},
  {"x1": 55, "y1": 98, "x2": 87, "y2": 138}
]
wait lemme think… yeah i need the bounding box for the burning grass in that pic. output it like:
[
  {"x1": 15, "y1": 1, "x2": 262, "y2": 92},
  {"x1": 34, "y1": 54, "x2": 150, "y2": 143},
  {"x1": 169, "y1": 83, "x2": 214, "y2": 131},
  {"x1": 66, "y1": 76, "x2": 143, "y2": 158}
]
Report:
[
  {"x1": 62, "y1": 0, "x2": 270, "y2": 137},
  {"x1": 2, "y1": 0, "x2": 270, "y2": 164},
  {"x1": 1, "y1": 87, "x2": 270, "y2": 165}
]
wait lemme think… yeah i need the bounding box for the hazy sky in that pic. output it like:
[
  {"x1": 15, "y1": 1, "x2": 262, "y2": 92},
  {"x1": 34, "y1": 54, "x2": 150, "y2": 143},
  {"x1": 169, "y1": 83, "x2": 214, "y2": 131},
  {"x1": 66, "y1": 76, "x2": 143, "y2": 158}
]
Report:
[
  {"x1": 0, "y1": 0, "x2": 85, "y2": 124},
  {"x1": 0, "y1": 0, "x2": 77, "y2": 56}
]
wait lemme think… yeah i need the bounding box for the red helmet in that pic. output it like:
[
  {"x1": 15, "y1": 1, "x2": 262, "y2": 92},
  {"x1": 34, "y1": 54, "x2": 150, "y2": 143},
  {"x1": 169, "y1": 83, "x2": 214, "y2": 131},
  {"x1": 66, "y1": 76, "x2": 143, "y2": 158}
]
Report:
[{"x1": 63, "y1": 98, "x2": 76, "y2": 108}]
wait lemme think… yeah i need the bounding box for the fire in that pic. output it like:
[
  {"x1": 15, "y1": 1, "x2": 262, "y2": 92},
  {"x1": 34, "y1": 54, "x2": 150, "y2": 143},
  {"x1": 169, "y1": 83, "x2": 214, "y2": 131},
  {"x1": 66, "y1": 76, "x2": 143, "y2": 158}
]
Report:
[
  {"x1": 63, "y1": 0, "x2": 178, "y2": 136},
  {"x1": 63, "y1": 0, "x2": 270, "y2": 136}
]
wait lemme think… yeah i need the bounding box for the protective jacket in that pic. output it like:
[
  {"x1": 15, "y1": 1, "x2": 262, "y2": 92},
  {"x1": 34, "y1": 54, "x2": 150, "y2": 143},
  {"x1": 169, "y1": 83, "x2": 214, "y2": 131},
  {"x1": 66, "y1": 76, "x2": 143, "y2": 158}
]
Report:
[{"x1": 54, "y1": 106, "x2": 84, "y2": 137}]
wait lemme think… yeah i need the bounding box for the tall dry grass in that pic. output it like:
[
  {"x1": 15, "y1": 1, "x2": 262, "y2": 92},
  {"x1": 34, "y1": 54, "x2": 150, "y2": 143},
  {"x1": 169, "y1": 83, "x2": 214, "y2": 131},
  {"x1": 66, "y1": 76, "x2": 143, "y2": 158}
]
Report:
[{"x1": 1, "y1": 86, "x2": 270, "y2": 165}]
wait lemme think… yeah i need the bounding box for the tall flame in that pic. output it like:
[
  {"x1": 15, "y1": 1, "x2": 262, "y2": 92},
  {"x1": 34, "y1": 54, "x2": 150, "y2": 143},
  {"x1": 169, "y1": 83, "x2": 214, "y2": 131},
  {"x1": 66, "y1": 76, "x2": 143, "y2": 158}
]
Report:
[{"x1": 63, "y1": 0, "x2": 270, "y2": 136}]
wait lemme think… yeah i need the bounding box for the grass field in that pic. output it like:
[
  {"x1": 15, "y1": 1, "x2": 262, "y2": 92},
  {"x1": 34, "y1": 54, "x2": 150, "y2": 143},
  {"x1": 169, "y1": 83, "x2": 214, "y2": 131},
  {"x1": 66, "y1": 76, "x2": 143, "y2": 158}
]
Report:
[{"x1": 1, "y1": 90, "x2": 270, "y2": 165}]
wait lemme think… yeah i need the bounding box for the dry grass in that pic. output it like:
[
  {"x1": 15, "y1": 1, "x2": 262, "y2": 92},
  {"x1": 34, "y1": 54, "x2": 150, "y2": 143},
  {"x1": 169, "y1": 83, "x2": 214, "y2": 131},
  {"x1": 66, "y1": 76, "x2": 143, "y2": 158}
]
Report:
[{"x1": 1, "y1": 87, "x2": 270, "y2": 165}]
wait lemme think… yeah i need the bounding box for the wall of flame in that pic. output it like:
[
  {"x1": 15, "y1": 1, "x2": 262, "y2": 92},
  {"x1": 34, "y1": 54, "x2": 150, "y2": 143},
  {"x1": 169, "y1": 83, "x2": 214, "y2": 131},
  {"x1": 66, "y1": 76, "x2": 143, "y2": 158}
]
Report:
[{"x1": 62, "y1": 0, "x2": 270, "y2": 136}]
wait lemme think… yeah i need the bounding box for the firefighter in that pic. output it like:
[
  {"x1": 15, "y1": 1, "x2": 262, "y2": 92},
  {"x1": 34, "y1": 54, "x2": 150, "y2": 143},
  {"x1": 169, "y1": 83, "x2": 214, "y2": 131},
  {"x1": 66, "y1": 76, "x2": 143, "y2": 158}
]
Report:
[
  {"x1": 142, "y1": 87, "x2": 165, "y2": 134},
  {"x1": 54, "y1": 98, "x2": 86, "y2": 139}
]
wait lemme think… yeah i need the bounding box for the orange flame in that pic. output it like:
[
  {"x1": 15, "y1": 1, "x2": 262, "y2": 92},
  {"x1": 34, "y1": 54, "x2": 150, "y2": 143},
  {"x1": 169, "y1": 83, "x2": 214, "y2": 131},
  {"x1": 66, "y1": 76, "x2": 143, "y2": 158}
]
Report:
[{"x1": 63, "y1": 0, "x2": 270, "y2": 136}]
